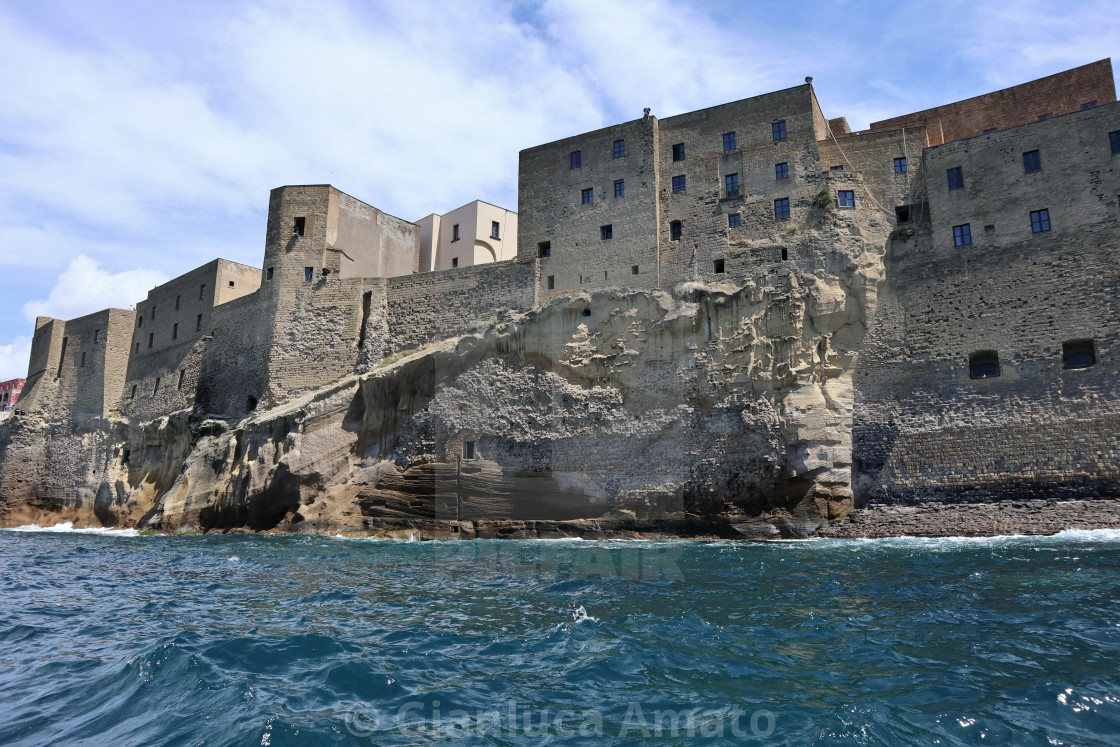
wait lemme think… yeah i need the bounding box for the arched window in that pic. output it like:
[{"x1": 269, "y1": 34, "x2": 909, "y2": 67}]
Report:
[
  {"x1": 1062, "y1": 340, "x2": 1096, "y2": 369},
  {"x1": 969, "y1": 350, "x2": 1000, "y2": 379}
]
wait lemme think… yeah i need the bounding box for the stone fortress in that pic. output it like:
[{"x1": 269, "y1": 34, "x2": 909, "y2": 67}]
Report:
[{"x1": 1, "y1": 59, "x2": 1118, "y2": 538}]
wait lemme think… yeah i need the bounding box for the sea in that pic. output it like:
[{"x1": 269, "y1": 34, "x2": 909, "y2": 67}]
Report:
[{"x1": 1, "y1": 526, "x2": 1118, "y2": 746}]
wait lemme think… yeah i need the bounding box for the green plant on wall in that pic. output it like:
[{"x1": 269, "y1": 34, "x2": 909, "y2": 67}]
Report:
[{"x1": 812, "y1": 186, "x2": 832, "y2": 209}]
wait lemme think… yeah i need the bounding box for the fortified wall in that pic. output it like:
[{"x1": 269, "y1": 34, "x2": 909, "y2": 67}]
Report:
[{"x1": 2, "y1": 60, "x2": 1118, "y2": 533}]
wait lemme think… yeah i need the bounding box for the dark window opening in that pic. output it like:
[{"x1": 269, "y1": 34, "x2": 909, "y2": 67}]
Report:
[
  {"x1": 304, "y1": 266, "x2": 314, "y2": 282},
  {"x1": 947, "y1": 167, "x2": 964, "y2": 190},
  {"x1": 728, "y1": 213, "x2": 741, "y2": 228},
  {"x1": 538, "y1": 241, "x2": 551, "y2": 258},
  {"x1": 266, "y1": 267, "x2": 273, "y2": 280},
  {"x1": 672, "y1": 175, "x2": 686, "y2": 192},
  {"x1": 247, "y1": 395, "x2": 259, "y2": 411},
  {"x1": 151, "y1": 306, "x2": 156, "y2": 320},
  {"x1": 725, "y1": 173, "x2": 739, "y2": 197},
  {"x1": 614, "y1": 179, "x2": 624, "y2": 197},
  {"x1": 547, "y1": 275, "x2": 555, "y2": 290},
  {"x1": 463, "y1": 440, "x2": 476, "y2": 460},
  {"x1": 772, "y1": 121, "x2": 786, "y2": 141},
  {"x1": 154, "y1": 377, "x2": 160, "y2": 394},
  {"x1": 838, "y1": 190, "x2": 855, "y2": 208},
  {"x1": 969, "y1": 350, "x2": 1000, "y2": 379},
  {"x1": 670, "y1": 220, "x2": 682, "y2": 240},
  {"x1": 172, "y1": 323, "x2": 178, "y2": 340},
  {"x1": 774, "y1": 198, "x2": 790, "y2": 220},
  {"x1": 228, "y1": 280, "x2": 235, "y2": 288},
  {"x1": 1030, "y1": 209, "x2": 1051, "y2": 233},
  {"x1": 491, "y1": 221, "x2": 500, "y2": 239},
  {"x1": 1063, "y1": 340, "x2": 1096, "y2": 369},
  {"x1": 570, "y1": 150, "x2": 581, "y2": 169},
  {"x1": 452, "y1": 257, "x2": 459, "y2": 268},
  {"x1": 713, "y1": 258, "x2": 725, "y2": 274},
  {"x1": 1037, "y1": 113, "x2": 1052, "y2": 120},
  {"x1": 581, "y1": 188, "x2": 593, "y2": 204},
  {"x1": 452, "y1": 224, "x2": 460, "y2": 241},
  {"x1": 953, "y1": 224, "x2": 972, "y2": 246},
  {"x1": 177, "y1": 369, "x2": 185, "y2": 390},
  {"x1": 1082, "y1": 101, "x2": 1098, "y2": 110},
  {"x1": 1023, "y1": 150, "x2": 1041, "y2": 174},
  {"x1": 830, "y1": 165, "x2": 844, "y2": 171},
  {"x1": 582, "y1": 308, "x2": 591, "y2": 317},
  {"x1": 613, "y1": 139, "x2": 625, "y2": 158},
  {"x1": 600, "y1": 224, "x2": 613, "y2": 240},
  {"x1": 196, "y1": 314, "x2": 203, "y2": 332},
  {"x1": 672, "y1": 143, "x2": 685, "y2": 161},
  {"x1": 175, "y1": 295, "x2": 181, "y2": 310},
  {"x1": 985, "y1": 224, "x2": 995, "y2": 233},
  {"x1": 723, "y1": 132, "x2": 737, "y2": 150},
  {"x1": 1110, "y1": 131, "x2": 1120, "y2": 155},
  {"x1": 781, "y1": 248, "x2": 788, "y2": 261},
  {"x1": 138, "y1": 316, "x2": 142, "y2": 328},
  {"x1": 895, "y1": 205, "x2": 911, "y2": 222},
  {"x1": 122, "y1": 448, "x2": 131, "y2": 464},
  {"x1": 200, "y1": 284, "x2": 206, "y2": 301},
  {"x1": 632, "y1": 265, "x2": 639, "y2": 275},
  {"x1": 775, "y1": 162, "x2": 788, "y2": 180},
  {"x1": 148, "y1": 333, "x2": 153, "y2": 349},
  {"x1": 135, "y1": 342, "x2": 140, "y2": 354},
  {"x1": 293, "y1": 217, "x2": 305, "y2": 236},
  {"x1": 894, "y1": 157, "x2": 907, "y2": 173},
  {"x1": 80, "y1": 352, "x2": 86, "y2": 368},
  {"x1": 129, "y1": 385, "x2": 136, "y2": 400},
  {"x1": 94, "y1": 329, "x2": 100, "y2": 344}
]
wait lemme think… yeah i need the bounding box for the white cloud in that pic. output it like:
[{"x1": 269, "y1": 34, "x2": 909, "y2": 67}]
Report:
[
  {"x1": 0, "y1": 336, "x2": 32, "y2": 382},
  {"x1": 21, "y1": 255, "x2": 168, "y2": 325}
]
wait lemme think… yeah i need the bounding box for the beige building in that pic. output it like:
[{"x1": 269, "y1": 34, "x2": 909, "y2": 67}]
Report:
[{"x1": 416, "y1": 200, "x2": 517, "y2": 272}]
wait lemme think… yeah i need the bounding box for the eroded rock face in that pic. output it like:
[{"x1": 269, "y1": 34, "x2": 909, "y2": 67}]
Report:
[{"x1": 0, "y1": 211, "x2": 889, "y2": 537}]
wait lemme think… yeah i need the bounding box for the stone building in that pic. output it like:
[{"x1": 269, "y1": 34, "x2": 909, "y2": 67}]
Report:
[
  {"x1": 416, "y1": 200, "x2": 518, "y2": 272},
  {"x1": 0, "y1": 378, "x2": 24, "y2": 421}
]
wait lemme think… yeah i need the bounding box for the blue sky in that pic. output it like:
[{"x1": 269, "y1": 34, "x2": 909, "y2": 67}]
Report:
[{"x1": 0, "y1": 0, "x2": 1117, "y2": 379}]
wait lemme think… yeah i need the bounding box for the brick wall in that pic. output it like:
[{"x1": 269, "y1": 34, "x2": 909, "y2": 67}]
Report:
[{"x1": 817, "y1": 126, "x2": 929, "y2": 213}]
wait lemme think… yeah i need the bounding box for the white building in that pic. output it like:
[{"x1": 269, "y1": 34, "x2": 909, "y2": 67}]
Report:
[{"x1": 416, "y1": 200, "x2": 517, "y2": 272}]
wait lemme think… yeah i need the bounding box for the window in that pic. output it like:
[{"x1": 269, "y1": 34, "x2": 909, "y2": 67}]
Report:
[
  {"x1": 304, "y1": 266, "x2": 314, "y2": 281},
  {"x1": 463, "y1": 441, "x2": 476, "y2": 460},
  {"x1": 154, "y1": 377, "x2": 160, "y2": 394},
  {"x1": 672, "y1": 175, "x2": 686, "y2": 192},
  {"x1": 1063, "y1": 340, "x2": 1096, "y2": 369},
  {"x1": 581, "y1": 188, "x2": 594, "y2": 204},
  {"x1": 148, "y1": 333, "x2": 154, "y2": 349},
  {"x1": 895, "y1": 205, "x2": 911, "y2": 222},
  {"x1": 670, "y1": 220, "x2": 682, "y2": 240},
  {"x1": 722, "y1": 132, "x2": 736, "y2": 151},
  {"x1": 94, "y1": 329, "x2": 100, "y2": 344},
  {"x1": 452, "y1": 224, "x2": 460, "y2": 242},
  {"x1": 547, "y1": 275, "x2": 555, "y2": 290},
  {"x1": 838, "y1": 190, "x2": 854, "y2": 208},
  {"x1": 172, "y1": 323, "x2": 178, "y2": 340},
  {"x1": 138, "y1": 316, "x2": 142, "y2": 328},
  {"x1": 774, "y1": 198, "x2": 790, "y2": 220},
  {"x1": 830, "y1": 165, "x2": 844, "y2": 171},
  {"x1": 452, "y1": 257, "x2": 459, "y2": 268},
  {"x1": 178, "y1": 370, "x2": 185, "y2": 390},
  {"x1": 947, "y1": 167, "x2": 964, "y2": 190},
  {"x1": 135, "y1": 342, "x2": 140, "y2": 354},
  {"x1": 600, "y1": 224, "x2": 613, "y2": 240},
  {"x1": 538, "y1": 241, "x2": 551, "y2": 258},
  {"x1": 491, "y1": 221, "x2": 500, "y2": 239},
  {"x1": 772, "y1": 120, "x2": 786, "y2": 141},
  {"x1": 613, "y1": 139, "x2": 625, "y2": 158},
  {"x1": 725, "y1": 173, "x2": 739, "y2": 197},
  {"x1": 969, "y1": 351, "x2": 1000, "y2": 379},
  {"x1": 781, "y1": 248, "x2": 788, "y2": 261},
  {"x1": 1082, "y1": 101, "x2": 1098, "y2": 110},
  {"x1": 293, "y1": 217, "x2": 305, "y2": 236},
  {"x1": 151, "y1": 306, "x2": 156, "y2": 320},
  {"x1": 1030, "y1": 209, "x2": 1051, "y2": 233},
  {"x1": 632, "y1": 265, "x2": 639, "y2": 275},
  {"x1": 728, "y1": 213, "x2": 741, "y2": 228},
  {"x1": 672, "y1": 143, "x2": 685, "y2": 161},
  {"x1": 775, "y1": 162, "x2": 788, "y2": 180},
  {"x1": 228, "y1": 281, "x2": 235, "y2": 288},
  {"x1": 1110, "y1": 131, "x2": 1120, "y2": 155},
  {"x1": 614, "y1": 180, "x2": 624, "y2": 198},
  {"x1": 175, "y1": 295, "x2": 181, "y2": 310},
  {"x1": 953, "y1": 224, "x2": 972, "y2": 246},
  {"x1": 713, "y1": 258, "x2": 725, "y2": 274},
  {"x1": 1037, "y1": 114, "x2": 1052, "y2": 121},
  {"x1": 266, "y1": 268, "x2": 273, "y2": 281},
  {"x1": 582, "y1": 308, "x2": 591, "y2": 316},
  {"x1": 570, "y1": 150, "x2": 581, "y2": 169},
  {"x1": 80, "y1": 352, "x2": 86, "y2": 368},
  {"x1": 894, "y1": 157, "x2": 907, "y2": 173},
  {"x1": 200, "y1": 284, "x2": 206, "y2": 301},
  {"x1": 196, "y1": 314, "x2": 203, "y2": 332},
  {"x1": 1023, "y1": 150, "x2": 1041, "y2": 174},
  {"x1": 129, "y1": 387, "x2": 136, "y2": 401}
]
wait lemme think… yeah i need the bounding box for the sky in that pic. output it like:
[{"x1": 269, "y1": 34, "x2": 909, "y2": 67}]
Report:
[{"x1": 0, "y1": 0, "x2": 1117, "y2": 380}]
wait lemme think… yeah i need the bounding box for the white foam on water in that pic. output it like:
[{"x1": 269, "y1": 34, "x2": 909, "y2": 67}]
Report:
[
  {"x1": 572, "y1": 605, "x2": 598, "y2": 624},
  {"x1": 5, "y1": 521, "x2": 140, "y2": 537}
]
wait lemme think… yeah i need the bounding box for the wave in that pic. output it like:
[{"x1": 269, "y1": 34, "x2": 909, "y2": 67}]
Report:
[{"x1": 5, "y1": 522, "x2": 140, "y2": 537}]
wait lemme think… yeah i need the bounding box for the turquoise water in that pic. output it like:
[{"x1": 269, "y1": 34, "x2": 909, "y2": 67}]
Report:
[{"x1": 1, "y1": 529, "x2": 1119, "y2": 745}]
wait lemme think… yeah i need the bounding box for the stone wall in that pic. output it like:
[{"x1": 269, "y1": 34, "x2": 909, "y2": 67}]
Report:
[{"x1": 817, "y1": 126, "x2": 929, "y2": 214}]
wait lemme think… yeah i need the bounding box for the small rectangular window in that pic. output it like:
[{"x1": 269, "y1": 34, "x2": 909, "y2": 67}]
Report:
[
  {"x1": 94, "y1": 329, "x2": 100, "y2": 344},
  {"x1": 672, "y1": 143, "x2": 685, "y2": 161},
  {"x1": 452, "y1": 224, "x2": 460, "y2": 241},
  {"x1": 723, "y1": 132, "x2": 736, "y2": 151},
  {"x1": 670, "y1": 220, "x2": 682, "y2": 240},
  {"x1": 600, "y1": 224, "x2": 613, "y2": 240},
  {"x1": 631, "y1": 265, "x2": 639, "y2": 275},
  {"x1": 1023, "y1": 150, "x2": 1041, "y2": 173},
  {"x1": 581, "y1": 188, "x2": 594, "y2": 204},
  {"x1": 895, "y1": 205, "x2": 911, "y2": 222},
  {"x1": 196, "y1": 314, "x2": 203, "y2": 332},
  {"x1": 138, "y1": 316, "x2": 142, "y2": 328},
  {"x1": 775, "y1": 162, "x2": 788, "y2": 180},
  {"x1": 538, "y1": 241, "x2": 551, "y2": 258},
  {"x1": 148, "y1": 332, "x2": 154, "y2": 349},
  {"x1": 491, "y1": 221, "x2": 500, "y2": 239},
  {"x1": 172, "y1": 323, "x2": 178, "y2": 340},
  {"x1": 135, "y1": 342, "x2": 140, "y2": 354},
  {"x1": 953, "y1": 224, "x2": 972, "y2": 246},
  {"x1": 1081, "y1": 101, "x2": 1098, "y2": 110},
  {"x1": 614, "y1": 180, "x2": 624, "y2": 198},
  {"x1": 1030, "y1": 209, "x2": 1051, "y2": 233},
  {"x1": 178, "y1": 369, "x2": 185, "y2": 390},
  {"x1": 175, "y1": 295, "x2": 181, "y2": 310},
  {"x1": 154, "y1": 377, "x2": 160, "y2": 394},
  {"x1": 200, "y1": 284, "x2": 206, "y2": 301},
  {"x1": 1037, "y1": 113, "x2": 1052, "y2": 121},
  {"x1": 570, "y1": 150, "x2": 581, "y2": 169},
  {"x1": 725, "y1": 173, "x2": 739, "y2": 196},
  {"x1": 947, "y1": 167, "x2": 964, "y2": 190},
  {"x1": 830, "y1": 165, "x2": 844, "y2": 171},
  {"x1": 772, "y1": 121, "x2": 786, "y2": 141},
  {"x1": 266, "y1": 267, "x2": 273, "y2": 280},
  {"x1": 613, "y1": 139, "x2": 625, "y2": 158},
  {"x1": 547, "y1": 275, "x2": 555, "y2": 290},
  {"x1": 304, "y1": 267, "x2": 313, "y2": 282},
  {"x1": 838, "y1": 190, "x2": 854, "y2": 208},
  {"x1": 151, "y1": 306, "x2": 156, "y2": 320},
  {"x1": 80, "y1": 352, "x2": 86, "y2": 368},
  {"x1": 774, "y1": 198, "x2": 790, "y2": 220},
  {"x1": 293, "y1": 217, "x2": 305, "y2": 236},
  {"x1": 713, "y1": 258, "x2": 725, "y2": 274},
  {"x1": 463, "y1": 441, "x2": 476, "y2": 460},
  {"x1": 728, "y1": 213, "x2": 741, "y2": 228},
  {"x1": 1110, "y1": 131, "x2": 1120, "y2": 155},
  {"x1": 894, "y1": 157, "x2": 907, "y2": 173},
  {"x1": 1063, "y1": 339, "x2": 1096, "y2": 368},
  {"x1": 672, "y1": 175, "x2": 686, "y2": 192},
  {"x1": 452, "y1": 257, "x2": 459, "y2": 268},
  {"x1": 228, "y1": 280, "x2": 235, "y2": 288}
]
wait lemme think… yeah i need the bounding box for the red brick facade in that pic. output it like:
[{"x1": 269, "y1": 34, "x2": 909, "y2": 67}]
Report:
[{"x1": 0, "y1": 378, "x2": 24, "y2": 411}]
